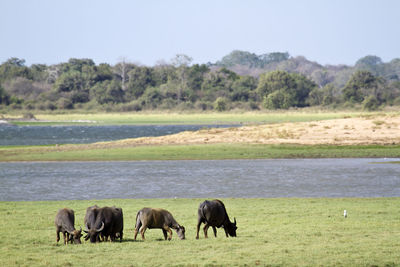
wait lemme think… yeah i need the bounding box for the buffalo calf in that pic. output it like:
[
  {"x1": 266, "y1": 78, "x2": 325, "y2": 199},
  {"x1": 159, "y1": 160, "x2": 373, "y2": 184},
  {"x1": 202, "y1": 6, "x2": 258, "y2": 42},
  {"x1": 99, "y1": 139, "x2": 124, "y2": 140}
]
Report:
[{"x1": 55, "y1": 208, "x2": 82, "y2": 245}]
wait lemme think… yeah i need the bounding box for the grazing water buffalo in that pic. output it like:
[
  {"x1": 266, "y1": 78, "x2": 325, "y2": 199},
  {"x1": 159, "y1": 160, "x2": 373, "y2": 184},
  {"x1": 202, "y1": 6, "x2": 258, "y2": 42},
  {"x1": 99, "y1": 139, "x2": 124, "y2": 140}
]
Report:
[
  {"x1": 196, "y1": 199, "x2": 237, "y2": 239},
  {"x1": 134, "y1": 208, "x2": 185, "y2": 240},
  {"x1": 55, "y1": 208, "x2": 82, "y2": 245},
  {"x1": 83, "y1": 206, "x2": 123, "y2": 243}
]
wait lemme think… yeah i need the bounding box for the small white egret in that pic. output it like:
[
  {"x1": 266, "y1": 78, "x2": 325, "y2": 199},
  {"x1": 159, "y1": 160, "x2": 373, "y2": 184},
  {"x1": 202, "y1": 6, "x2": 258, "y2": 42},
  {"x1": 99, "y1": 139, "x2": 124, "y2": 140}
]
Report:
[{"x1": 344, "y1": 210, "x2": 347, "y2": 218}]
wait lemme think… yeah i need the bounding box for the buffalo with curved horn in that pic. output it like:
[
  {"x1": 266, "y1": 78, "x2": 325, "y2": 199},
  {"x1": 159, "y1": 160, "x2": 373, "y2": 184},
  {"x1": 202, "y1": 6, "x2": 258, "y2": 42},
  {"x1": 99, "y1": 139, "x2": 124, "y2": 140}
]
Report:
[{"x1": 83, "y1": 206, "x2": 123, "y2": 243}]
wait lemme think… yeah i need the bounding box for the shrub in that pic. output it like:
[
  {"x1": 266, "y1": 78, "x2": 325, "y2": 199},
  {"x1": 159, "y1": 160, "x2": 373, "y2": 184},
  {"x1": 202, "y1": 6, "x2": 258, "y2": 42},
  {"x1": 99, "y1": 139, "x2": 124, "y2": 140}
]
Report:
[
  {"x1": 57, "y1": 97, "x2": 73, "y2": 109},
  {"x1": 362, "y1": 96, "x2": 380, "y2": 111},
  {"x1": 214, "y1": 97, "x2": 228, "y2": 111},
  {"x1": 22, "y1": 112, "x2": 36, "y2": 120},
  {"x1": 263, "y1": 91, "x2": 292, "y2": 109},
  {"x1": 195, "y1": 101, "x2": 212, "y2": 111}
]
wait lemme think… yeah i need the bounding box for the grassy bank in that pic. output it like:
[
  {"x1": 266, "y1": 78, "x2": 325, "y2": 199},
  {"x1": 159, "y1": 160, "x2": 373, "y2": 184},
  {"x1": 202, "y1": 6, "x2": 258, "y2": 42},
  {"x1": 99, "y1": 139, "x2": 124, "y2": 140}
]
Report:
[
  {"x1": 1, "y1": 144, "x2": 400, "y2": 161},
  {"x1": 1, "y1": 198, "x2": 399, "y2": 266},
  {"x1": 5, "y1": 111, "x2": 357, "y2": 126}
]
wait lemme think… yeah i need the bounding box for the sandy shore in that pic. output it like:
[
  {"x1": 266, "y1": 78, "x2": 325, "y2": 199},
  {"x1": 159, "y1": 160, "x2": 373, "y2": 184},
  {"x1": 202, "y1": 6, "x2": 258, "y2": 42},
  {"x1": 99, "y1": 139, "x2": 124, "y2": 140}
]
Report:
[{"x1": 93, "y1": 114, "x2": 400, "y2": 147}]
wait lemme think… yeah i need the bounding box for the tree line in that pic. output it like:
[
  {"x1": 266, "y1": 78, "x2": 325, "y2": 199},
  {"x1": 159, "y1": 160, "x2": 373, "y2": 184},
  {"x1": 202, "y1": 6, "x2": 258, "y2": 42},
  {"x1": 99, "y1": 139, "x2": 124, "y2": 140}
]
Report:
[{"x1": 1, "y1": 51, "x2": 400, "y2": 112}]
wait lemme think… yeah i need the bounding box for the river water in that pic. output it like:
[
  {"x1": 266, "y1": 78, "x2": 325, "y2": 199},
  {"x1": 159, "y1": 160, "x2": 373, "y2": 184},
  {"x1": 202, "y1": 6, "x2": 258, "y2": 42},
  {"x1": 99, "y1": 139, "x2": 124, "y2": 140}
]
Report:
[
  {"x1": 0, "y1": 124, "x2": 238, "y2": 146},
  {"x1": 1, "y1": 158, "x2": 399, "y2": 201}
]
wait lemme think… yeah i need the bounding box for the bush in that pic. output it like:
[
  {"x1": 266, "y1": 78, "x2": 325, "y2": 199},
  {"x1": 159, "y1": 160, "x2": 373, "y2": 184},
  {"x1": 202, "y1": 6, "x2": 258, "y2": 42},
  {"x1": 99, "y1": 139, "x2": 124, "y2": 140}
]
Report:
[
  {"x1": 362, "y1": 96, "x2": 380, "y2": 111},
  {"x1": 263, "y1": 91, "x2": 291, "y2": 109},
  {"x1": 176, "y1": 101, "x2": 195, "y2": 111},
  {"x1": 23, "y1": 112, "x2": 36, "y2": 120},
  {"x1": 214, "y1": 97, "x2": 228, "y2": 111},
  {"x1": 158, "y1": 99, "x2": 178, "y2": 110},
  {"x1": 195, "y1": 101, "x2": 212, "y2": 111},
  {"x1": 392, "y1": 96, "x2": 400, "y2": 106},
  {"x1": 57, "y1": 97, "x2": 73, "y2": 109}
]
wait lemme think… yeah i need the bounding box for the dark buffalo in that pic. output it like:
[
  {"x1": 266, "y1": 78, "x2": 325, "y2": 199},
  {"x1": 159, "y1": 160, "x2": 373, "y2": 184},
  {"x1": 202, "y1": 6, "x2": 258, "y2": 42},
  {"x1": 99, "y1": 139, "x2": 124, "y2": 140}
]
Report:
[
  {"x1": 84, "y1": 205, "x2": 99, "y2": 233},
  {"x1": 55, "y1": 208, "x2": 82, "y2": 245},
  {"x1": 83, "y1": 206, "x2": 123, "y2": 243},
  {"x1": 196, "y1": 199, "x2": 237, "y2": 239},
  {"x1": 134, "y1": 208, "x2": 185, "y2": 240}
]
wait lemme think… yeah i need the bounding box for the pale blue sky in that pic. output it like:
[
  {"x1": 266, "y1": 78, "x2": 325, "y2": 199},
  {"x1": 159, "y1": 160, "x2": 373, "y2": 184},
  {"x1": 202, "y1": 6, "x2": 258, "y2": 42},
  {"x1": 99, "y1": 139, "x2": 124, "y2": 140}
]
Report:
[{"x1": 0, "y1": 0, "x2": 399, "y2": 66}]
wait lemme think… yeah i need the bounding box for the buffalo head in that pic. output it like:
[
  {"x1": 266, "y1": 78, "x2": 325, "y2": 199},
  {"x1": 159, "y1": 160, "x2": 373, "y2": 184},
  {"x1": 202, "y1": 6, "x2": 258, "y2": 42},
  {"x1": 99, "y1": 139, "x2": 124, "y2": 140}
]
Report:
[
  {"x1": 225, "y1": 217, "x2": 237, "y2": 237},
  {"x1": 84, "y1": 222, "x2": 104, "y2": 243},
  {"x1": 176, "y1": 225, "x2": 186, "y2": 240},
  {"x1": 68, "y1": 227, "x2": 82, "y2": 244}
]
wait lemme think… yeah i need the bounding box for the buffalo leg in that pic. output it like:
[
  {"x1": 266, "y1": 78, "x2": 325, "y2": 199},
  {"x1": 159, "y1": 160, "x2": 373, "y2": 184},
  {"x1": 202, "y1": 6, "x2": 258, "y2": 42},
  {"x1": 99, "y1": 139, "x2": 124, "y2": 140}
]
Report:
[
  {"x1": 56, "y1": 229, "x2": 60, "y2": 243},
  {"x1": 119, "y1": 231, "x2": 123, "y2": 242},
  {"x1": 134, "y1": 219, "x2": 142, "y2": 240},
  {"x1": 212, "y1": 226, "x2": 217, "y2": 237},
  {"x1": 224, "y1": 228, "x2": 229, "y2": 237},
  {"x1": 163, "y1": 226, "x2": 173, "y2": 240},
  {"x1": 62, "y1": 232, "x2": 68, "y2": 245},
  {"x1": 162, "y1": 229, "x2": 168, "y2": 240},
  {"x1": 203, "y1": 224, "x2": 210, "y2": 238},
  {"x1": 196, "y1": 220, "x2": 203, "y2": 239},
  {"x1": 140, "y1": 226, "x2": 147, "y2": 240}
]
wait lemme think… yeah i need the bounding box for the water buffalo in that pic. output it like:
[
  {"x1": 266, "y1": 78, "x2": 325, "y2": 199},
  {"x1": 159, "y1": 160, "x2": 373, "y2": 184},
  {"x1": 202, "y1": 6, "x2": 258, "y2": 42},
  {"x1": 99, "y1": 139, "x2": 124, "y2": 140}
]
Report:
[
  {"x1": 55, "y1": 208, "x2": 82, "y2": 245},
  {"x1": 196, "y1": 199, "x2": 237, "y2": 239},
  {"x1": 134, "y1": 208, "x2": 185, "y2": 240},
  {"x1": 83, "y1": 206, "x2": 123, "y2": 243},
  {"x1": 83, "y1": 205, "x2": 101, "y2": 242}
]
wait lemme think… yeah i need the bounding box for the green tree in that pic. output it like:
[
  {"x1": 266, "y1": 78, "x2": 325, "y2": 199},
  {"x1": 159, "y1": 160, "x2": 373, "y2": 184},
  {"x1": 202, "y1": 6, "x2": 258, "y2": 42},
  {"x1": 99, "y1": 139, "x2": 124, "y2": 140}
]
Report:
[
  {"x1": 92, "y1": 63, "x2": 113, "y2": 83},
  {"x1": 214, "y1": 97, "x2": 228, "y2": 111},
  {"x1": 355, "y1": 55, "x2": 383, "y2": 75},
  {"x1": 321, "y1": 83, "x2": 340, "y2": 106},
  {"x1": 217, "y1": 50, "x2": 260, "y2": 68},
  {"x1": 290, "y1": 73, "x2": 316, "y2": 107},
  {"x1": 126, "y1": 66, "x2": 155, "y2": 100},
  {"x1": 140, "y1": 86, "x2": 163, "y2": 108},
  {"x1": 91, "y1": 80, "x2": 124, "y2": 104},
  {"x1": 0, "y1": 58, "x2": 31, "y2": 82},
  {"x1": 257, "y1": 71, "x2": 295, "y2": 97},
  {"x1": 230, "y1": 76, "x2": 257, "y2": 101},
  {"x1": 258, "y1": 52, "x2": 290, "y2": 65},
  {"x1": 264, "y1": 90, "x2": 292, "y2": 109},
  {"x1": 362, "y1": 95, "x2": 380, "y2": 111},
  {"x1": 342, "y1": 70, "x2": 380, "y2": 103},
  {"x1": 0, "y1": 84, "x2": 10, "y2": 105},
  {"x1": 53, "y1": 71, "x2": 86, "y2": 92},
  {"x1": 201, "y1": 68, "x2": 238, "y2": 102},
  {"x1": 30, "y1": 64, "x2": 49, "y2": 82},
  {"x1": 307, "y1": 88, "x2": 324, "y2": 106},
  {"x1": 171, "y1": 54, "x2": 193, "y2": 101},
  {"x1": 257, "y1": 70, "x2": 315, "y2": 109}
]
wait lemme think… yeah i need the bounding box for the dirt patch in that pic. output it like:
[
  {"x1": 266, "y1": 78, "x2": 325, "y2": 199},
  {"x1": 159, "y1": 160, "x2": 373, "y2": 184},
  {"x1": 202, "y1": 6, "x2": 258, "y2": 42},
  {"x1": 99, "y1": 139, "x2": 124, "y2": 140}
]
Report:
[{"x1": 90, "y1": 114, "x2": 400, "y2": 148}]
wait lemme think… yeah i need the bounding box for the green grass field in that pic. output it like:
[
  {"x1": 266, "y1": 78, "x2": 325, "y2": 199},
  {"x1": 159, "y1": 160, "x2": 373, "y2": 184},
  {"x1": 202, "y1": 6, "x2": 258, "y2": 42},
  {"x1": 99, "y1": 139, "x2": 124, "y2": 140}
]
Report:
[
  {"x1": 1, "y1": 198, "x2": 399, "y2": 266},
  {"x1": 1, "y1": 144, "x2": 400, "y2": 162},
  {"x1": 7, "y1": 111, "x2": 358, "y2": 125}
]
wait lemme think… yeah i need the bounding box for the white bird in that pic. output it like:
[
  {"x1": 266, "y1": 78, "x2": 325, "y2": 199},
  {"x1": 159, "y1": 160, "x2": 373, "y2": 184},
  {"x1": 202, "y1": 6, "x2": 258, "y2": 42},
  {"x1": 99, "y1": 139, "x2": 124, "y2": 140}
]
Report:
[{"x1": 344, "y1": 210, "x2": 347, "y2": 218}]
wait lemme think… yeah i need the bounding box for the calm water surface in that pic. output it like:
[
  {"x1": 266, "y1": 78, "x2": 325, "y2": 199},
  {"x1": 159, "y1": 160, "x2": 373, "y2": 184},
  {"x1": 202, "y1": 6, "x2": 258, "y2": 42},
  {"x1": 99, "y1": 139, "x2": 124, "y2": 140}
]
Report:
[
  {"x1": 0, "y1": 124, "x2": 238, "y2": 146},
  {"x1": 1, "y1": 158, "x2": 399, "y2": 201}
]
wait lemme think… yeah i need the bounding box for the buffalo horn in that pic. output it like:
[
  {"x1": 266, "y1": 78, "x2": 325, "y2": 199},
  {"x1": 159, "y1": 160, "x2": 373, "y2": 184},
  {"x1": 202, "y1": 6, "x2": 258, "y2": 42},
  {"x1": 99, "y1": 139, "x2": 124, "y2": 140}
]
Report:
[{"x1": 96, "y1": 221, "x2": 105, "y2": 232}]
